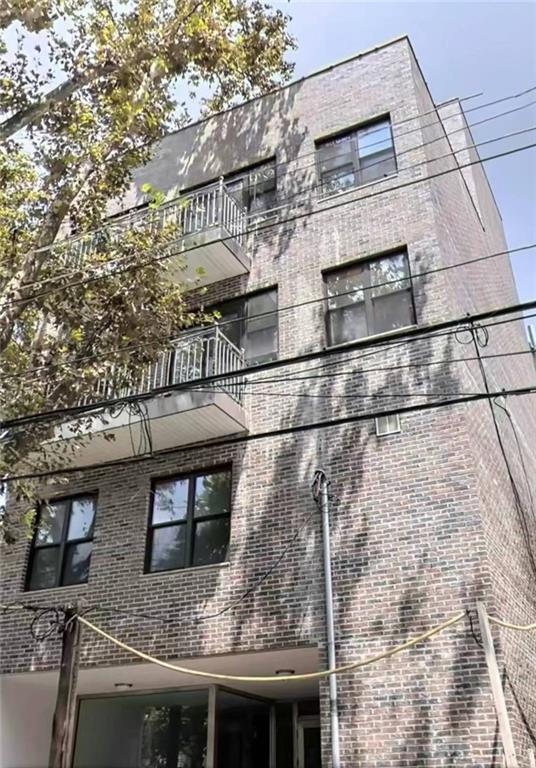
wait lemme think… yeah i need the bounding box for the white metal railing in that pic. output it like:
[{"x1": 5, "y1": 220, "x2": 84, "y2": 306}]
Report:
[
  {"x1": 86, "y1": 326, "x2": 245, "y2": 407},
  {"x1": 68, "y1": 179, "x2": 247, "y2": 268}
]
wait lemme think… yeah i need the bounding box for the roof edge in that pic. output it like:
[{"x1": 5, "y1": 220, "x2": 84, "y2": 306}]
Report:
[{"x1": 161, "y1": 34, "x2": 411, "y2": 141}]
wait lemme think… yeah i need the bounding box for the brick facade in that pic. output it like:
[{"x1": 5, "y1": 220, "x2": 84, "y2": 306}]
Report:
[{"x1": 1, "y1": 36, "x2": 535, "y2": 767}]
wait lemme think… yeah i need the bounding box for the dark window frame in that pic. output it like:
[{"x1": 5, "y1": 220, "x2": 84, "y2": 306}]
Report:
[
  {"x1": 145, "y1": 465, "x2": 233, "y2": 574},
  {"x1": 225, "y1": 158, "x2": 277, "y2": 216},
  {"x1": 315, "y1": 115, "x2": 397, "y2": 195},
  {"x1": 26, "y1": 492, "x2": 97, "y2": 591},
  {"x1": 213, "y1": 286, "x2": 279, "y2": 365},
  {"x1": 323, "y1": 249, "x2": 416, "y2": 346}
]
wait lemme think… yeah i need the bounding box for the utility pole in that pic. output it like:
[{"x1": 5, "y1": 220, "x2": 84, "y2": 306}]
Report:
[
  {"x1": 313, "y1": 470, "x2": 341, "y2": 768},
  {"x1": 49, "y1": 606, "x2": 81, "y2": 768},
  {"x1": 476, "y1": 602, "x2": 519, "y2": 768}
]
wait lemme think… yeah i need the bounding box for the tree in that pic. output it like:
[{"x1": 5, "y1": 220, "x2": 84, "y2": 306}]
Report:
[{"x1": 0, "y1": 0, "x2": 295, "y2": 539}]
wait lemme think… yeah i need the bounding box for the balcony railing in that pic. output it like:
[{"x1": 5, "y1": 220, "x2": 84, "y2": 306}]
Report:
[
  {"x1": 86, "y1": 326, "x2": 245, "y2": 407},
  {"x1": 68, "y1": 180, "x2": 247, "y2": 269}
]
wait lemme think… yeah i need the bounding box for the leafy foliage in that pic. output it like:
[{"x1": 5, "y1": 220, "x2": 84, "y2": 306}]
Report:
[{"x1": 0, "y1": 0, "x2": 294, "y2": 539}]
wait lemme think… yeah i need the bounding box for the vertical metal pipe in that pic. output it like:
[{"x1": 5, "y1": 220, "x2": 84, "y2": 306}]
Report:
[
  {"x1": 206, "y1": 685, "x2": 217, "y2": 768},
  {"x1": 316, "y1": 470, "x2": 341, "y2": 768},
  {"x1": 269, "y1": 705, "x2": 277, "y2": 768}
]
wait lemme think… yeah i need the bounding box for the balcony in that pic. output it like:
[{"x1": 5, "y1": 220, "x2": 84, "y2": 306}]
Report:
[
  {"x1": 68, "y1": 180, "x2": 250, "y2": 287},
  {"x1": 56, "y1": 328, "x2": 247, "y2": 466}
]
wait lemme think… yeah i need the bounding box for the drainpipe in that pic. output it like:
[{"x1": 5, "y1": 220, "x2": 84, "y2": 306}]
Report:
[{"x1": 313, "y1": 470, "x2": 341, "y2": 768}]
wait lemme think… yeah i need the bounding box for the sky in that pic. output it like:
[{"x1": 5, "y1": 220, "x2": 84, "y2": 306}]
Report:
[{"x1": 276, "y1": 0, "x2": 536, "y2": 312}]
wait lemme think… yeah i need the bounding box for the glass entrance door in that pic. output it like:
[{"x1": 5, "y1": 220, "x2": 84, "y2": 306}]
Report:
[{"x1": 297, "y1": 716, "x2": 321, "y2": 768}]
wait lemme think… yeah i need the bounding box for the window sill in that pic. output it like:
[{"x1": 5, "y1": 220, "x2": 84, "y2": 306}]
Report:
[
  {"x1": 142, "y1": 561, "x2": 231, "y2": 578},
  {"x1": 325, "y1": 324, "x2": 417, "y2": 351},
  {"x1": 23, "y1": 581, "x2": 89, "y2": 596},
  {"x1": 315, "y1": 172, "x2": 398, "y2": 205}
]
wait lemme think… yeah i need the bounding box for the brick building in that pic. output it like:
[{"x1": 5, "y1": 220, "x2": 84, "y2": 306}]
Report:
[{"x1": 1, "y1": 35, "x2": 535, "y2": 767}]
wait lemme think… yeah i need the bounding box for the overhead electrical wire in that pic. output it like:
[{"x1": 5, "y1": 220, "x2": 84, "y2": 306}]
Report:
[
  {"x1": 193, "y1": 388, "x2": 496, "y2": 401},
  {"x1": 248, "y1": 348, "x2": 536, "y2": 387},
  {"x1": 3, "y1": 298, "x2": 535, "y2": 431},
  {"x1": 2, "y1": 241, "x2": 535, "y2": 389},
  {"x1": 4, "y1": 385, "x2": 536, "y2": 483},
  {"x1": 6, "y1": 311, "x2": 535, "y2": 396},
  {"x1": 245, "y1": 310, "x2": 536, "y2": 384},
  {"x1": 493, "y1": 397, "x2": 536, "y2": 516},
  {"x1": 238, "y1": 97, "x2": 536, "y2": 190},
  {"x1": 2, "y1": 133, "x2": 536, "y2": 311},
  {"x1": 176, "y1": 84, "x2": 532, "y2": 188},
  {"x1": 7, "y1": 82, "x2": 533, "y2": 269},
  {"x1": 9, "y1": 94, "x2": 536, "y2": 297},
  {"x1": 245, "y1": 123, "x2": 536, "y2": 222},
  {"x1": 75, "y1": 498, "x2": 319, "y2": 627},
  {"x1": 468, "y1": 324, "x2": 536, "y2": 580},
  {"x1": 222, "y1": 309, "x2": 536, "y2": 387},
  {"x1": 7, "y1": 119, "x2": 536, "y2": 303}
]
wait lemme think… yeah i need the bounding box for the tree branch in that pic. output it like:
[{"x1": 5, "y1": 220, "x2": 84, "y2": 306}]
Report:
[{"x1": 0, "y1": 63, "x2": 116, "y2": 142}]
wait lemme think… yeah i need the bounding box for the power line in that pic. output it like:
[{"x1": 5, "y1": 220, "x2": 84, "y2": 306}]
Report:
[
  {"x1": 248, "y1": 121, "x2": 536, "y2": 220},
  {"x1": 19, "y1": 95, "x2": 536, "y2": 295},
  {"x1": 84, "y1": 510, "x2": 317, "y2": 626},
  {"x1": 183, "y1": 386, "x2": 511, "y2": 401},
  {"x1": 4, "y1": 384, "x2": 536, "y2": 483},
  {"x1": 469, "y1": 324, "x2": 536, "y2": 581},
  {"x1": 11, "y1": 118, "x2": 536, "y2": 302},
  {"x1": 203, "y1": 84, "x2": 530, "y2": 187},
  {"x1": 247, "y1": 310, "x2": 536, "y2": 384},
  {"x1": 2, "y1": 233, "x2": 535, "y2": 388},
  {"x1": 3, "y1": 130, "x2": 536, "y2": 311},
  {"x1": 3, "y1": 298, "x2": 535, "y2": 431},
  {"x1": 4, "y1": 338, "x2": 535, "y2": 442},
  {"x1": 250, "y1": 348, "x2": 535, "y2": 386},
  {"x1": 236, "y1": 98, "x2": 536, "y2": 202},
  {"x1": 494, "y1": 398, "x2": 536, "y2": 516},
  {"x1": 8, "y1": 82, "x2": 533, "y2": 270}
]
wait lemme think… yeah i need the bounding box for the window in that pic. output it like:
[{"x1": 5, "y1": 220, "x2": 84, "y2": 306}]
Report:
[
  {"x1": 375, "y1": 414, "x2": 401, "y2": 436},
  {"x1": 74, "y1": 688, "x2": 274, "y2": 768},
  {"x1": 215, "y1": 288, "x2": 278, "y2": 365},
  {"x1": 324, "y1": 251, "x2": 415, "y2": 345},
  {"x1": 27, "y1": 494, "x2": 96, "y2": 590},
  {"x1": 74, "y1": 690, "x2": 209, "y2": 768},
  {"x1": 146, "y1": 469, "x2": 232, "y2": 573},
  {"x1": 316, "y1": 118, "x2": 396, "y2": 195},
  {"x1": 226, "y1": 159, "x2": 276, "y2": 216}
]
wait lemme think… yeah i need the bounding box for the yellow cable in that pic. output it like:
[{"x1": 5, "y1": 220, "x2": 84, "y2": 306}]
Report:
[
  {"x1": 78, "y1": 610, "x2": 465, "y2": 683},
  {"x1": 488, "y1": 616, "x2": 536, "y2": 631}
]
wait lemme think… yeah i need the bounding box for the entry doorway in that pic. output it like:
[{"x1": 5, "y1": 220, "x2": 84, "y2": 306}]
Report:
[{"x1": 297, "y1": 716, "x2": 321, "y2": 768}]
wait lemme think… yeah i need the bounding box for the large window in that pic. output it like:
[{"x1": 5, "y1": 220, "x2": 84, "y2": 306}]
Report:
[
  {"x1": 146, "y1": 468, "x2": 232, "y2": 573},
  {"x1": 226, "y1": 159, "x2": 276, "y2": 217},
  {"x1": 316, "y1": 117, "x2": 396, "y2": 195},
  {"x1": 324, "y1": 251, "x2": 415, "y2": 345},
  {"x1": 74, "y1": 689, "x2": 209, "y2": 768},
  {"x1": 73, "y1": 688, "x2": 276, "y2": 768},
  {"x1": 215, "y1": 288, "x2": 278, "y2": 365},
  {"x1": 27, "y1": 494, "x2": 96, "y2": 591}
]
